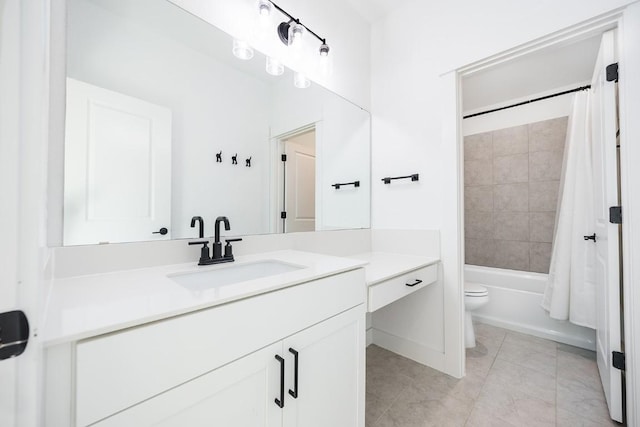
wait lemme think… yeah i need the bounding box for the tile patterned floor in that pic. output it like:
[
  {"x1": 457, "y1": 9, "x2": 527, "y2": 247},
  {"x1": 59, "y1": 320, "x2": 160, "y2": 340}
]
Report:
[{"x1": 366, "y1": 323, "x2": 620, "y2": 427}]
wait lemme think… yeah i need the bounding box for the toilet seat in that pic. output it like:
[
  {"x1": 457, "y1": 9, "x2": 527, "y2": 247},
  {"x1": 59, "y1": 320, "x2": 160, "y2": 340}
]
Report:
[{"x1": 465, "y1": 281, "x2": 488, "y2": 297}]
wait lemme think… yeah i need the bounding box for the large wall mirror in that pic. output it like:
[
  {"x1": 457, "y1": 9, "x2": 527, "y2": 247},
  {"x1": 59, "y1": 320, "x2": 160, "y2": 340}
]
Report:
[{"x1": 57, "y1": 0, "x2": 371, "y2": 246}]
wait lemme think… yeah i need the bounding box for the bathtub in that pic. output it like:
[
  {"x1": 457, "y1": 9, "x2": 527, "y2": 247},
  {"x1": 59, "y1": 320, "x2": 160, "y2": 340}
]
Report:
[{"x1": 465, "y1": 264, "x2": 596, "y2": 350}]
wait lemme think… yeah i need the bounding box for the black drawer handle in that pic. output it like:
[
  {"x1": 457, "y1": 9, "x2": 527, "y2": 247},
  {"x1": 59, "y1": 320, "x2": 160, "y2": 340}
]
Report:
[
  {"x1": 275, "y1": 355, "x2": 285, "y2": 408},
  {"x1": 406, "y1": 279, "x2": 423, "y2": 287},
  {"x1": 289, "y1": 348, "x2": 299, "y2": 398}
]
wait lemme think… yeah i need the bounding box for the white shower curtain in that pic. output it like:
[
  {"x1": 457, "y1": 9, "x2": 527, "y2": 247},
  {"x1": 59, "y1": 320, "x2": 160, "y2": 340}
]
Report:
[{"x1": 541, "y1": 90, "x2": 597, "y2": 329}]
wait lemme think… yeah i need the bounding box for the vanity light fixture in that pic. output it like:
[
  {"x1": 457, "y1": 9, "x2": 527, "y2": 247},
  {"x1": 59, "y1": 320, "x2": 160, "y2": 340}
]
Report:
[
  {"x1": 266, "y1": 56, "x2": 284, "y2": 76},
  {"x1": 261, "y1": 1, "x2": 330, "y2": 61},
  {"x1": 232, "y1": 39, "x2": 254, "y2": 60}
]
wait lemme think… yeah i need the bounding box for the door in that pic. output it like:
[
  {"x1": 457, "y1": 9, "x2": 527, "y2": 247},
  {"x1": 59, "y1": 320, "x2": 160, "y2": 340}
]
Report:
[
  {"x1": 283, "y1": 307, "x2": 365, "y2": 427},
  {"x1": 283, "y1": 130, "x2": 316, "y2": 233},
  {"x1": 64, "y1": 78, "x2": 172, "y2": 245},
  {"x1": 591, "y1": 30, "x2": 623, "y2": 423},
  {"x1": 94, "y1": 342, "x2": 282, "y2": 427}
]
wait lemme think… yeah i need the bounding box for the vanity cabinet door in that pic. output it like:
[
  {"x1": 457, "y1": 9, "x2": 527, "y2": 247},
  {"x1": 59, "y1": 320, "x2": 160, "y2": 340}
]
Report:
[
  {"x1": 283, "y1": 306, "x2": 365, "y2": 427},
  {"x1": 93, "y1": 342, "x2": 282, "y2": 427}
]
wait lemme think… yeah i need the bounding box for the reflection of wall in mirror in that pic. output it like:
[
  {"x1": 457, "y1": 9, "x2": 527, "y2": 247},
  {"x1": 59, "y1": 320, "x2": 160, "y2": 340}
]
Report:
[
  {"x1": 270, "y1": 77, "x2": 371, "y2": 231},
  {"x1": 65, "y1": 0, "x2": 272, "y2": 241}
]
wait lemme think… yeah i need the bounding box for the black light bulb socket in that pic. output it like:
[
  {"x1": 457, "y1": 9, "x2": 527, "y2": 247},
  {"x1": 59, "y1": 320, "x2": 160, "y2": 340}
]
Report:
[{"x1": 277, "y1": 21, "x2": 290, "y2": 45}]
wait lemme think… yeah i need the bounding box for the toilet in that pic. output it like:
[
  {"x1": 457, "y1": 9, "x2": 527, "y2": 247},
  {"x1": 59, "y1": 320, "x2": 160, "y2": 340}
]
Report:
[{"x1": 464, "y1": 281, "x2": 489, "y2": 348}]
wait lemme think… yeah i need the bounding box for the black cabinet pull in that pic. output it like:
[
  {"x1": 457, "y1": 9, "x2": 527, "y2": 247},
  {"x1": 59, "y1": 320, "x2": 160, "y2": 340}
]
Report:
[
  {"x1": 288, "y1": 348, "x2": 299, "y2": 399},
  {"x1": 406, "y1": 279, "x2": 423, "y2": 287},
  {"x1": 152, "y1": 227, "x2": 168, "y2": 235},
  {"x1": 275, "y1": 355, "x2": 285, "y2": 408},
  {"x1": 584, "y1": 233, "x2": 597, "y2": 242}
]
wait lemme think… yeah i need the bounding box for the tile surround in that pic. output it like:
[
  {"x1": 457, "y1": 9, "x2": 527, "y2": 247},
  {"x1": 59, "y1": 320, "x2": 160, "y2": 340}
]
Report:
[
  {"x1": 493, "y1": 153, "x2": 529, "y2": 184},
  {"x1": 365, "y1": 323, "x2": 616, "y2": 427},
  {"x1": 464, "y1": 117, "x2": 567, "y2": 273}
]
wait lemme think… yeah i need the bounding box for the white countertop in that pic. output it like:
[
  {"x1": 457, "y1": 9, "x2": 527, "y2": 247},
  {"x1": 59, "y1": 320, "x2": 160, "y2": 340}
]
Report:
[
  {"x1": 349, "y1": 252, "x2": 440, "y2": 285},
  {"x1": 42, "y1": 250, "x2": 367, "y2": 346}
]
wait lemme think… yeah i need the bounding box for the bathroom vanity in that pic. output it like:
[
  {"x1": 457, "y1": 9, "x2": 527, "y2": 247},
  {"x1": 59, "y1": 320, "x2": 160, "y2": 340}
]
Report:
[{"x1": 43, "y1": 251, "x2": 367, "y2": 427}]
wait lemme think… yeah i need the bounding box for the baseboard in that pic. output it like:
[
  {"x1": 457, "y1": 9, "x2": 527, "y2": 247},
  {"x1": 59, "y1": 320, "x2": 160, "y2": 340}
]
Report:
[
  {"x1": 474, "y1": 314, "x2": 596, "y2": 351},
  {"x1": 366, "y1": 328, "x2": 373, "y2": 347},
  {"x1": 371, "y1": 328, "x2": 445, "y2": 372}
]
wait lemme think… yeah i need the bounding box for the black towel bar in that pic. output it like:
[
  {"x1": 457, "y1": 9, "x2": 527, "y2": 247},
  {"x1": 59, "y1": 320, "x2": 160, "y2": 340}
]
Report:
[
  {"x1": 381, "y1": 174, "x2": 419, "y2": 184},
  {"x1": 332, "y1": 181, "x2": 360, "y2": 189}
]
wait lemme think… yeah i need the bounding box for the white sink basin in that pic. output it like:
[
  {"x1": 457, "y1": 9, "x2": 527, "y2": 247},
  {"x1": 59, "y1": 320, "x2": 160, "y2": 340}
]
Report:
[{"x1": 169, "y1": 260, "x2": 305, "y2": 291}]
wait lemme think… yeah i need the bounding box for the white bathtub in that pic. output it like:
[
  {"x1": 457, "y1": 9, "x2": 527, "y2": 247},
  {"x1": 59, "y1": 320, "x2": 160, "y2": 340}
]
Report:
[{"x1": 465, "y1": 264, "x2": 596, "y2": 350}]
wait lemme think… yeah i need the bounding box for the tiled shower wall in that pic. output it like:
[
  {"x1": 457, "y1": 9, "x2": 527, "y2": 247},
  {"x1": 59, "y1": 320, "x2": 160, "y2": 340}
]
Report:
[{"x1": 464, "y1": 117, "x2": 568, "y2": 273}]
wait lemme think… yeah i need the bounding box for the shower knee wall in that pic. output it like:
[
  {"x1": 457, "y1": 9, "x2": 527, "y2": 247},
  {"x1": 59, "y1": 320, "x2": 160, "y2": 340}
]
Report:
[{"x1": 465, "y1": 264, "x2": 596, "y2": 350}]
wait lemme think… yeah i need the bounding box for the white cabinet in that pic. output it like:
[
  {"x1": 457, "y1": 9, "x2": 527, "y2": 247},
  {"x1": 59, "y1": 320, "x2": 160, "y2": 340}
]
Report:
[
  {"x1": 283, "y1": 308, "x2": 364, "y2": 427},
  {"x1": 45, "y1": 268, "x2": 366, "y2": 427},
  {"x1": 94, "y1": 342, "x2": 283, "y2": 427},
  {"x1": 94, "y1": 307, "x2": 364, "y2": 427}
]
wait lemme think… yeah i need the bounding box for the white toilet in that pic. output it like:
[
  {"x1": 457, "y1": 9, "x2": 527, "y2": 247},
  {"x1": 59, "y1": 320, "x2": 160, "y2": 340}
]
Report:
[{"x1": 464, "y1": 281, "x2": 489, "y2": 348}]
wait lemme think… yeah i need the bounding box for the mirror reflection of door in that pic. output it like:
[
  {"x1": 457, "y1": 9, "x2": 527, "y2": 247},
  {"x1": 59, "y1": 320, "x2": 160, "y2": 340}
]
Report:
[
  {"x1": 282, "y1": 129, "x2": 316, "y2": 233},
  {"x1": 64, "y1": 78, "x2": 172, "y2": 245}
]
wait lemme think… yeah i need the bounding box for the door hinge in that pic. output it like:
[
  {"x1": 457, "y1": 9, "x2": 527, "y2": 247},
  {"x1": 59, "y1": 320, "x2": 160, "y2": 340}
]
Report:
[
  {"x1": 606, "y1": 63, "x2": 619, "y2": 82},
  {"x1": 613, "y1": 351, "x2": 625, "y2": 370},
  {"x1": 280, "y1": 211, "x2": 287, "y2": 219},
  {"x1": 0, "y1": 310, "x2": 29, "y2": 360},
  {"x1": 610, "y1": 206, "x2": 622, "y2": 224},
  {"x1": 281, "y1": 154, "x2": 287, "y2": 162}
]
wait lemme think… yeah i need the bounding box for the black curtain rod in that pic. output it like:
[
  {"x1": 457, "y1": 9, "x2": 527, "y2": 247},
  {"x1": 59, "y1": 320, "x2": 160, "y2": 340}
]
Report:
[{"x1": 463, "y1": 85, "x2": 591, "y2": 119}]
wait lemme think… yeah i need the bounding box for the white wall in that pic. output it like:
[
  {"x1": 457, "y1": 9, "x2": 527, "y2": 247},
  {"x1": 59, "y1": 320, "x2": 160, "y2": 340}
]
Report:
[
  {"x1": 169, "y1": 0, "x2": 371, "y2": 110},
  {"x1": 371, "y1": 0, "x2": 636, "y2": 230},
  {"x1": 67, "y1": 0, "x2": 272, "y2": 238}
]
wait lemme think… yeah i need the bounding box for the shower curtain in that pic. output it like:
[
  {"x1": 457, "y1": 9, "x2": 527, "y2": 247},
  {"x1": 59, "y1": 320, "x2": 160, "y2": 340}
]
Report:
[{"x1": 541, "y1": 90, "x2": 596, "y2": 329}]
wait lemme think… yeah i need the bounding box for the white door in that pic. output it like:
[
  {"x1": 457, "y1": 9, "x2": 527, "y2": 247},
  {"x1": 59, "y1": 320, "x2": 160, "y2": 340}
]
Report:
[
  {"x1": 94, "y1": 342, "x2": 283, "y2": 427},
  {"x1": 283, "y1": 307, "x2": 365, "y2": 427},
  {"x1": 591, "y1": 30, "x2": 623, "y2": 423},
  {"x1": 284, "y1": 130, "x2": 316, "y2": 233},
  {"x1": 64, "y1": 78, "x2": 172, "y2": 245}
]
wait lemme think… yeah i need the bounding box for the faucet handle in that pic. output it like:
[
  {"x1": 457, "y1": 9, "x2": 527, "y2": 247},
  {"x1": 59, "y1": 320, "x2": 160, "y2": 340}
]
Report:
[
  {"x1": 224, "y1": 238, "x2": 242, "y2": 259},
  {"x1": 188, "y1": 241, "x2": 211, "y2": 265}
]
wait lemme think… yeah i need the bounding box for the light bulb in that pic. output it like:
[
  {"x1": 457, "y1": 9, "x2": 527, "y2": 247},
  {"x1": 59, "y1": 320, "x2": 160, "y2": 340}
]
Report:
[
  {"x1": 319, "y1": 43, "x2": 330, "y2": 57},
  {"x1": 257, "y1": 0, "x2": 272, "y2": 28},
  {"x1": 289, "y1": 23, "x2": 304, "y2": 48},
  {"x1": 266, "y1": 57, "x2": 284, "y2": 76},
  {"x1": 319, "y1": 43, "x2": 332, "y2": 75},
  {"x1": 258, "y1": 0, "x2": 272, "y2": 16},
  {"x1": 232, "y1": 39, "x2": 254, "y2": 60},
  {"x1": 294, "y1": 72, "x2": 310, "y2": 89}
]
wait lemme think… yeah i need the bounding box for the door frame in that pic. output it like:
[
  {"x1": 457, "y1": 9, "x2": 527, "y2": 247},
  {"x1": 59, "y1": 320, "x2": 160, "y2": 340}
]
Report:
[
  {"x1": 269, "y1": 123, "x2": 321, "y2": 234},
  {"x1": 444, "y1": 5, "x2": 640, "y2": 425},
  {"x1": 0, "y1": 0, "x2": 51, "y2": 426}
]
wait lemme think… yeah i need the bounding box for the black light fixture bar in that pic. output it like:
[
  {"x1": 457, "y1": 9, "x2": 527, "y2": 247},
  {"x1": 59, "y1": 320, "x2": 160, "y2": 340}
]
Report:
[
  {"x1": 269, "y1": 1, "x2": 327, "y2": 44},
  {"x1": 332, "y1": 181, "x2": 360, "y2": 189},
  {"x1": 381, "y1": 174, "x2": 419, "y2": 184},
  {"x1": 463, "y1": 85, "x2": 591, "y2": 119}
]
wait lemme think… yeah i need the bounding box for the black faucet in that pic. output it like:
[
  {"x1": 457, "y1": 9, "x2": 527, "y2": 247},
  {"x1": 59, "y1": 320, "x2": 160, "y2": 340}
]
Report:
[
  {"x1": 187, "y1": 216, "x2": 242, "y2": 266},
  {"x1": 190, "y1": 216, "x2": 204, "y2": 238},
  {"x1": 213, "y1": 216, "x2": 230, "y2": 259}
]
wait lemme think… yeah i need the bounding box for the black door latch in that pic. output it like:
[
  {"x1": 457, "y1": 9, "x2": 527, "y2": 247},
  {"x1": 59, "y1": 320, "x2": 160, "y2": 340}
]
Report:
[{"x1": 0, "y1": 310, "x2": 29, "y2": 360}]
